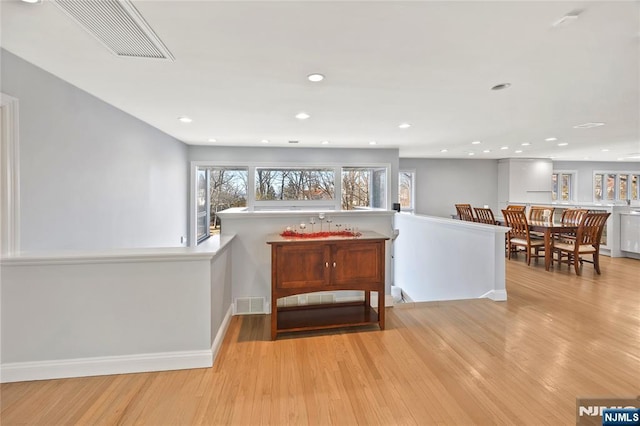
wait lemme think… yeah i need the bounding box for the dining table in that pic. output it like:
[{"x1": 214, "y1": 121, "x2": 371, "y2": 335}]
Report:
[
  {"x1": 498, "y1": 218, "x2": 578, "y2": 271},
  {"x1": 528, "y1": 221, "x2": 579, "y2": 271}
]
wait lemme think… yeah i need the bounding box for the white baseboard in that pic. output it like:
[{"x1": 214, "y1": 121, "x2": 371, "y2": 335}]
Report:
[
  {"x1": 211, "y1": 304, "x2": 233, "y2": 363},
  {"x1": 0, "y1": 348, "x2": 213, "y2": 384},
  {"x1": 480, "y1": 289, "x2": 508, "y2": 301}
]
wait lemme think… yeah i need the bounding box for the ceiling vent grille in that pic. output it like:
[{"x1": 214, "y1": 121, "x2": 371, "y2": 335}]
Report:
[{"x1": 52, "y1": 0, "x2": 174, "y2": 61}]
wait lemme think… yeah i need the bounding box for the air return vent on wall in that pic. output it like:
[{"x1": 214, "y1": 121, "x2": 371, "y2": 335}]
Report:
[
  {"x1": 234, "y1": 297, "x2": 266, "y2": 315},
  {"x1": 52, "y1": 0, "x2": 174, "y2": 60}
]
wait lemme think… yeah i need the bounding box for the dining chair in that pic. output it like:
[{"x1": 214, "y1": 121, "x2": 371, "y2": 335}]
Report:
[
  {"x1": 455, "y1": 204, "x2": 475, "y2": 222},
  {"x1": 474, "y1": 207, "x2": 497, "y2": 224},
  {"x1": 502, "y1": 209, "x2": 545, "y2": 265},
  {"x1": 528, "y1": 206, "x2": 555, "y2": 237},
  {"x1": 553, "y1": 212, "x2": 611, "y2": 275},
  {"x1": 529, "y1": 206, "x2": 554, "y2": 222},
  {"x1": 554, "y1": 209, "x2": 589, "y2": 246}
]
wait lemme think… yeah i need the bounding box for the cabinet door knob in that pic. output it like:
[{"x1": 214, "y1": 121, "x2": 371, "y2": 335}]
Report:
[
  {"x1": 325, "y1": 262, "x2": 329, "y2": 268},
  {"x1": 333, "y1": 262, "x2": 337, "y2": 268}
]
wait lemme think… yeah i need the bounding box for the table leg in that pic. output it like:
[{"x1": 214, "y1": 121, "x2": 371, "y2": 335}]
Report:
[{"x1": 545, "y1": 229, "x2": 552, "y2": 271}]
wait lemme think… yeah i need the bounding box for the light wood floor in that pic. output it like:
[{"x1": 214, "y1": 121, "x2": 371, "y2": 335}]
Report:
[{"x1": 2, "y1": 256, "x2": 639, "y2": 425}]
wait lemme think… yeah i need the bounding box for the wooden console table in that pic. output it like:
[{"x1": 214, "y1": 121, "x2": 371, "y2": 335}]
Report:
[{"x1": 266, "y1": 231, "x2": 388, "y2": 340}]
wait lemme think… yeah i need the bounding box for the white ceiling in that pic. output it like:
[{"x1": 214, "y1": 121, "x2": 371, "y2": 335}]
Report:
[{"x1": 1, "y1": 0, "x2": 639, "y2": 161}]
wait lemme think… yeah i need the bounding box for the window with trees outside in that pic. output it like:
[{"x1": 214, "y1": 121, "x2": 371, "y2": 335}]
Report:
[
  {"x1": 552, "y1": 171, "x2": 575, "y2": 202},
  {"x1": 594, "y1": 172, "x2": 640, "y2": 202},
  {"x1": 341, "y1": 167, "x2": 387, "y2": 210},
  {"x1": 255, "y1": 168, "x2": 334, "y2": 201},
  {"x1": 196, "y1": 166, "x2": 248, "y2": 241},
  {"x1": 399, "y1": 170, "x2": 415, "y2": 212},
  {"x1": 195, "y1": 164, "x2": 390, "y2": 243}
]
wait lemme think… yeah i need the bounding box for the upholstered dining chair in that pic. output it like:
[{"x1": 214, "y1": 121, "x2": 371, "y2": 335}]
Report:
[
  {"x1": 502, "y1": 209, "x2": 545, "y2": 265},
  {"x1": 474, "y1": 207, "x2": 497, "y2": 225},
  {"x1": 553, "y1": 212, "x2": 611, "y2": 275},
  {"x1": 455, "y1": 204, "x2": 475, "y2": 222}
]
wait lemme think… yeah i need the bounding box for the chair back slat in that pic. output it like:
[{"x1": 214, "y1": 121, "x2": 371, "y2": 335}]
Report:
[
  {"x1": 474, "y1": 207, "x2": 496, "y2": 224},
  {"x1": 455, "y1": 204, "x2": 475, "y2": 222}
]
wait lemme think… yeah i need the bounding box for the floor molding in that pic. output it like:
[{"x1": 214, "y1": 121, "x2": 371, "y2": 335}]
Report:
[{"x1": 212, "y1": 304, "x2": 233, "y2": 363}]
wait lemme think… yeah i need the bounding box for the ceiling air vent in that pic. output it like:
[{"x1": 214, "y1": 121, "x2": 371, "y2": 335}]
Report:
[{"x1": 52, "y1": 0, "x2": 174, "y2": 61}]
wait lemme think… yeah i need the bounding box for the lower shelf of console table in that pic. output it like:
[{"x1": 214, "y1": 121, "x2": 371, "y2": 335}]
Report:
[{"x1": 276, "y1": 300, "x2": 382, "y2": 335}]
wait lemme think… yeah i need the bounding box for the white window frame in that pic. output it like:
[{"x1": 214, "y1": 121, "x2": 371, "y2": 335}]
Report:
[
  {"x1": 398, "y1": 169, "x2": 416, "y2": 213},
  {"x1": 593, "y1": 170, "x2": 640, "y2": 203},
  {"x1": 189, "y1": 160, "x2": 391, "y2": 246},
  {"x1": 552, "y1": 170, "x2": 577, "y2": 203}
]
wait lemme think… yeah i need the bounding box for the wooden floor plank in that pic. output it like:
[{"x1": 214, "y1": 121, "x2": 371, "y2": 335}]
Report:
[{"x1": 1, "y1": 255, "x2": 639, "y2": 425}]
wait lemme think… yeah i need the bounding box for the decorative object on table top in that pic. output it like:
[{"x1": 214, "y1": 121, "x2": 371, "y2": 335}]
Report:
[
  {"x1": 309, "y1": 216, "x2": 316, "y2": 232},
  {"x1": 280, "y1": 230, "x2": 361, "y2": 239}
]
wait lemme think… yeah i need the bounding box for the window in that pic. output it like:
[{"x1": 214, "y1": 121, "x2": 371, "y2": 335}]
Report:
[
  {"x1": 399, "y1": 170, "x2": 415, "y2": 212},
  {"x1": 594, "y1": 173, "x2": 603, "y2": 201},
  {"x1": 196, "y1": 166, "x2": 248, "y2": 241},
  {"x1": 341, "y1": 167, "x2": 387, "y2": 210},
  {"x1": 593, "y1": 171, "x2": 640, "y2": 202},
  {"x1": 255, "y1": 168, "x2": 334, "y2": 201},
  {"x1": 552, "y1": 171, "x2": 575, "y2": 201},
  {"x1": 193, "y1": 163, "x2": 390, "y2": 244}
]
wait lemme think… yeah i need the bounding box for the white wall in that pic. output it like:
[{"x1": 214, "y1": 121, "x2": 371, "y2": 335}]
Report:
[
  {"x1": 552, "y1": 161, "x2": 640, "y2": 202},
  {"x1": 0, "y1": 49, "x2": 189, "y2": 252},
  {"x1": 0, "y1": 237, "x2": 234, "y2": 383},
  {"x1": 394, "y1": 213, "x2": 508, "y2": 302},
  {"x1": 399, "y1": 158, "x2": 499, "y2": 218},
  {"x1": 217, "y1": 210, "x2": 395, "y2": 310}
]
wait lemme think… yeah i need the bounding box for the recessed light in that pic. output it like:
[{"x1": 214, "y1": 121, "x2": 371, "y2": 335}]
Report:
[
  {"x1": 558, "y1": 142, "x2": 569, "y2": 146},
  {"x1": 515, "y1": 150, "x2": 523, "y2": 153},
  {"x1": 483, "y1": 149, "x2": 491, "y2": 153},
  {"x1": 491, "y1": 83, "x2": 511, "y2": 91},
  {"x1": 321, "y1": 140, "x2": 329, "y2": 145},
  {"x1": 261, "y1": 139, "x2": 269, "y2": 144},
  {"x1": 398, "y1": 123, "x2": 411, "y2": 129},
  {"x1": 307, "y1": 73, "x2": 324, "y2": 82},
  {"x1": 521, "y1": 142, "x2": 531, "y2": 146},
  {"x1": 369, "y1": 141, "x2": 377, "y2": 145},
  {"x1": 500, "y1": 146, "x2": 509, "y2": 150},
  {"x1": 545, "y1": 137, "x2": 557, "y2": 142},
  {"x1": 20, "y1": 0, "x2": 41, "y2": 3},
  {"x1": 471, "y1": 140, "x2": 481, "y2": 145},
  {"x1": 468, "y1": 152, "x2": 475, "y2": 156},
  {"x1": 208, "y1": 138, "x2": 217, "y2": 143},
  {"x1": 601, "y1": 148, "x2": 609, "y2": 152},
  {"x1": 178, "y1": 116, "x2": 192, "y2": 123},
  {"x1": 440, "y1": 149, "x2": 448, "y2": 153},
  {"x1": 573, "y1": 122, "x2": 605, "y2": 129},
  {"x1": 295, "y1": 112, "x2": 310, "y2": 120}
]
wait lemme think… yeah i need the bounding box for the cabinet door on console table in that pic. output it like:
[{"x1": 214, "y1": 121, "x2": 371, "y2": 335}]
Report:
[
  {"x1": 331, "y1": 241, "x2": 384, "y2": 287},
  {"x1": 273, "y1": 243, "x2": 331, "y2": 289}
]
